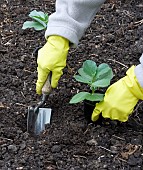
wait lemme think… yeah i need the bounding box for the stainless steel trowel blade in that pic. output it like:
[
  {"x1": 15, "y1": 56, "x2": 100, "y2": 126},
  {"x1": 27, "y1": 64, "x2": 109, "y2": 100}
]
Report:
[{"x1": 34, "y1": 108, "x2": 52, "y2": 135}]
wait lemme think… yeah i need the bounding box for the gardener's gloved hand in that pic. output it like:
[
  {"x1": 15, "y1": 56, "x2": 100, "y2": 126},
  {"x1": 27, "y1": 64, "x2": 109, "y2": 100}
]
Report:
[
  {"x1": 36, "y1": 35, "x2": 69, "y2": 94},
  {"x1": 92, "y1": 66, "x2": 143, "y2": 122}
]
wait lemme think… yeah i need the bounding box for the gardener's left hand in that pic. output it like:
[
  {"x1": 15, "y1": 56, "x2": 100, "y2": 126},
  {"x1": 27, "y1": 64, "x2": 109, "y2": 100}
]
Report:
[{"x1": 92, "y1": 66, "x2": 143, "y2": 122}]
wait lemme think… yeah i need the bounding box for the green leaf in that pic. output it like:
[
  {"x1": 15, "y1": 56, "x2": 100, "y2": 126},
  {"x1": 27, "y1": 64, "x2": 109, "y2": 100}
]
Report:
[
  {"x1": 44, "y1": 14, "x2": 48, "y2": 22},
  {"x1": 96, "y1": 63, "x2": 111, "y2": 78},
  {"x1": 92, "y1": 78, "x2": 111, "y2": 88},
  {"x1": 82, "y1": 60, "x2": 97, "y2": 77},
  {"x1": 29, "y1": 10, "x2": 46, "y2": 20},
  {"x1": 69, "y1": 92, "x2": 89, "y2": 104},
  {"x1": 32, "y1": 16, "x2": 47, "y2": 27},
  {"x1": 22, "y1": 21, "x2": 45, "y2": 30},
  {"x1": 74, "y1": 75, "x2": 90, "y2": 84},
  {"x1": 28, "y1": 10, "x2": 48, "y2": 28},
  {"x1": 78, "y1": 68, "x2": 92, "y2": 81},
  {"x1": 96, "y1": 63, "x2": 113, "y2": 80},
  {"x1": 85, "y1": 93, "x2": 104, "y2": 101}
]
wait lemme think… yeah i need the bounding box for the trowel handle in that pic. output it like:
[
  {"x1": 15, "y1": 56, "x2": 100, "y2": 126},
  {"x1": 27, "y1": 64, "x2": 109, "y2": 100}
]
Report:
[{"x1": 42, "y1": 73, "x2": 52, "y2": 95}]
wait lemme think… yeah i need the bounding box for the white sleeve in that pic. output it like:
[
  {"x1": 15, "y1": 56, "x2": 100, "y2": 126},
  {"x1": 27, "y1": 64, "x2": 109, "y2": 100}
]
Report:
[
  {"x1": 45, "y1": 0, "x2": 106, "y2": 46},
  {"x1": 135, "y1": 54, "x2": 143, "y2": 87}
]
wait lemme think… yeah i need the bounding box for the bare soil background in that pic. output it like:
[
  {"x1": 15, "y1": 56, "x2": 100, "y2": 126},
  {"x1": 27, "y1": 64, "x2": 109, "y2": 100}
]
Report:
[{"x1": 0, "y1": 0, "x2": 143, "y2": 169}]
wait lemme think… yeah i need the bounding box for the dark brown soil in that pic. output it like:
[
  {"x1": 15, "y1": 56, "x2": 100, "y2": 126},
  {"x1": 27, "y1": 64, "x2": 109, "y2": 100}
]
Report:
[{"x1": 0, "y1": 0, "x2": 143, "y2": 169}]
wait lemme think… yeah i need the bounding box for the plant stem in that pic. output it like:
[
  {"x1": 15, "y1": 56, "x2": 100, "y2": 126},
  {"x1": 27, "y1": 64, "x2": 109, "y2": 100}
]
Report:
[{"x1": 92, "y1": 88, "x2": 95, "y2": 94}]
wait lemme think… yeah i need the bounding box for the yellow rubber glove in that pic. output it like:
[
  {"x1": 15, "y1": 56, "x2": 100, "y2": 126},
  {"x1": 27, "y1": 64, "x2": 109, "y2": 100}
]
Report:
[
  {"x1": 92, "y1": 66, "x2": 143, "y2": 122},
  {"x1": 36, "y1": 35, "x2": 69, "y2": 94}
]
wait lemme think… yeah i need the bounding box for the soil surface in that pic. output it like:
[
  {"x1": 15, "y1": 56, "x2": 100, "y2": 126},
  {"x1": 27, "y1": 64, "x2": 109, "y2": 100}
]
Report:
[{"x1": 0, "y1": 0, "x2": 143, "y2": 169}]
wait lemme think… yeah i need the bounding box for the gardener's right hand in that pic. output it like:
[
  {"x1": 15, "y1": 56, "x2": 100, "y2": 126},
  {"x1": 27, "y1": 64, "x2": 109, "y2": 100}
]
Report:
[{"x1": 36, "y1": 35, "x2": 69, "y2": 94}]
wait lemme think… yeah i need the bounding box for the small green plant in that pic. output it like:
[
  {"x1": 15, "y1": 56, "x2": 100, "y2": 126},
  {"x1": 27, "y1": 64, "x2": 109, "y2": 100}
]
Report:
[
  {"x1": 69, "y1": 60, "x2": 113, "y2": 104},
  {"x1": 22, "y1": 10, "x2": 48, "y2": 30}
]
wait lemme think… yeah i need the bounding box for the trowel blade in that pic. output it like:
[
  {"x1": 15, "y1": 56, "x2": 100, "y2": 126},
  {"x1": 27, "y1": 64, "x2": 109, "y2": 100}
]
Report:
[
  {"x1": 34, "y1": 108, "x2": 52, "y2": 135},
  {"x1": 27, "y1": 106, "x2": 38, "y2": 135}
]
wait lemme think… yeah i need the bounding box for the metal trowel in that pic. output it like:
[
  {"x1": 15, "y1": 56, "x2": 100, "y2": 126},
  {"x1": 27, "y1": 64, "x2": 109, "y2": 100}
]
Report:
[{"x1": 27, "y1": 48, "x2": 52, "y2": 135}]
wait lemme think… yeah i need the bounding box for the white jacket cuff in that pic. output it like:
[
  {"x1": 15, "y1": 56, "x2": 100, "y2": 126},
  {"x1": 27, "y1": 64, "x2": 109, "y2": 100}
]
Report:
[
  {"x1": 45, "y1": 0, "x2": 106, "y2": 46},
  {"x1": 135, "y1": 54, "x2": 143, "y2": 87}
]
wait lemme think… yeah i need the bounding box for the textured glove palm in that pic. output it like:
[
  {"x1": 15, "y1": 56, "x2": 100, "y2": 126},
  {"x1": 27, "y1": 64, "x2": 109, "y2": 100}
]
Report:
[
  {"x1": 36, "y1": 36, "x2": 69, "y2": 94},
  {"x1": 92, "y1": 66, "x2": 143, "y2": 122}
]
